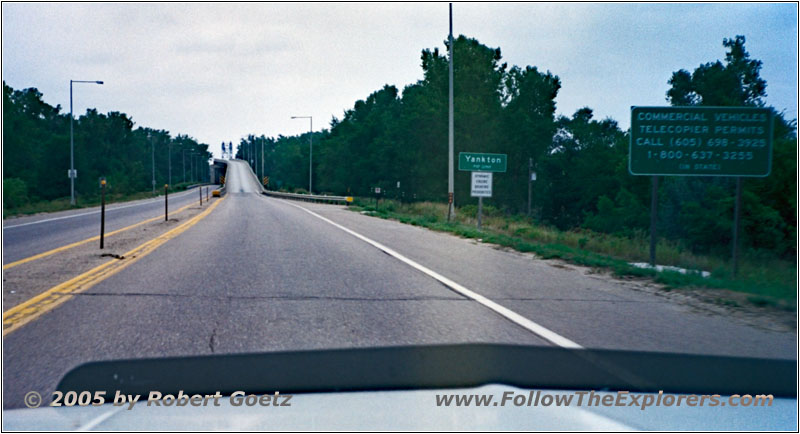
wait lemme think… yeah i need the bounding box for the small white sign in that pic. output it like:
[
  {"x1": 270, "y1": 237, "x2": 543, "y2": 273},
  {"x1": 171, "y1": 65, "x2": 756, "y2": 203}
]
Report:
[
  {"x1": 531, "y1": 171, "x2": 537, "y2": 181},
  {"x1": 375, "y1": 187, "x2": 381, "y2": 194},
  {"x1": 67, "y1": 169, "x2": 77, "y2": 179},
  {"x1": 471, "y1": 172, "x2": 492, "y2": 197}
]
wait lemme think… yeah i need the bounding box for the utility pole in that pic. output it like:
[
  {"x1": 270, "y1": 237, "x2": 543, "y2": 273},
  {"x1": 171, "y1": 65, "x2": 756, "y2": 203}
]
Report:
[
  {"x1": 527, "y1": 157, "x2": 533, "y2": 216},
  {"x1": 447, "y1": 3, "x2": 455, "y2": 221}
]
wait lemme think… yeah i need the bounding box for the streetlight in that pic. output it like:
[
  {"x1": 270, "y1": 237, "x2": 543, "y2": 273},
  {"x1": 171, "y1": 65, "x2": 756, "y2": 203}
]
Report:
[
  {"x1": 447, "y1": 3, "x2": 455, "y2": 221},
  {"x1": 261, "y1": 136, "x2": 265, "y2": 185},
  {"x1": 69, "y1": 79, "x2": 103, "y2": 205},
  {"x1": 150, "y1": 133, "x2": 156, "y2": 195},
  {"x1": 190, "y1": 152, "x2": 195, "y2": 182},
  {"x1": 182, "y1": 149, "x2": 188, "y2": 183},
  {"x1": 168, "y1": 142, "x2": 172, "y2": 187},
  {"x1": 291, "y1": 116, "x2": 313, "y2": 194}
]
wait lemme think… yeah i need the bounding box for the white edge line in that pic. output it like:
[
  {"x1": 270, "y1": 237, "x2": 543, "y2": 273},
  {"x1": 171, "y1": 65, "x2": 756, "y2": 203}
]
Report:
[
  {"x1": 276, "y1": 198, "x2": 582, "y2": 350},
  {"x1": 75, "y1": 405, "x2": 125, "y2": 431},
  {"x1": 3, "y1": 187, "x2": 202, "y2": 229}
]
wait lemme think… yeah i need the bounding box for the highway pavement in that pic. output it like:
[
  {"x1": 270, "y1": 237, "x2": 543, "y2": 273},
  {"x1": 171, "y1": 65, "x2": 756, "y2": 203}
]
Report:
[
  {"x1": 3, "y1": 185, "x2": 215, "y2": 264},
  {"x1": 2, "y1": 160, "x2": 795, "y2": 408}
]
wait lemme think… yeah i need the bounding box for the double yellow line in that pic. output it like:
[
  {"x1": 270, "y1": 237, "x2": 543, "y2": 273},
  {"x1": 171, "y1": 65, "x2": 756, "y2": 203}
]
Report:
[{"x1": 3, "y1": 196, "x2": 226, "y2": 336}]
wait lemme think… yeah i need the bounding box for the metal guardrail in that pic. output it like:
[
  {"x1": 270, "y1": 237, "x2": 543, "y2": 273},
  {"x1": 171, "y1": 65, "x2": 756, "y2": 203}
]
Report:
[{"x1": 261, "y1": 190, "x2": 352, "y2": 204}]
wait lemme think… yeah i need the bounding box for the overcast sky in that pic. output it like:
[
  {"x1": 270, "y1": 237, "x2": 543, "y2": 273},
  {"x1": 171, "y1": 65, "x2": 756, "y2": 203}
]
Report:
[{"x1": 2, "y1": 2, "x2": 797, "y2": 158}]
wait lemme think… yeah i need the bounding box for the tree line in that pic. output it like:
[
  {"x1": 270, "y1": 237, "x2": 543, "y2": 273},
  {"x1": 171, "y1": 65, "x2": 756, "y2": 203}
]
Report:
[
  {"x1": 237, "y1": 35, "x2": 795, "y2": 258},
  {"x1": 3, "y1": 82, "x2": 212, "y2": 209}
]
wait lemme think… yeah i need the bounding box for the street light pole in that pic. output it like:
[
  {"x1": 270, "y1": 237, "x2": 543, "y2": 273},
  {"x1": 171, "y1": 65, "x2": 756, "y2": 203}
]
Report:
[
  {"x1": 261, "y1": 136, "x2": 264, "y2": 185},
  {"x1": 151, "y1": 134, "x2": 156, "y2": 195},
  {"x1": 69, "y1": 79, "x2": 103, "y2": 206},
  {"x1": 168, "y1": 142, "x2": 172, "y2": 187},
  {"x1": 182, "y1": 149, "x2": 187, "y2": 183},
  {"x1": 447, "y1": 3, "x2": 455, "y2": 221},
  {"x1": 291, "y1": 116, "x2": 313, "y2": 193}
]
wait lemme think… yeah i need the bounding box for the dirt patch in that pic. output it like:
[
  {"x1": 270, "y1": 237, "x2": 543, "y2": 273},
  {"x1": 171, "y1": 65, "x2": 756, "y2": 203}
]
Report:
[{"x1": 3, "y1": 198, "x2": 221, "y2": 311}]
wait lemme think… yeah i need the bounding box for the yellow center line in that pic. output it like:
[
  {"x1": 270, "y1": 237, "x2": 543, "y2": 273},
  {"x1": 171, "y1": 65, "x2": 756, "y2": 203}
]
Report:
[
  {"x1": 2, "y1": 196, "x2": 226, "y2": 336},
  {"x1": 3, "y1": 202, "x2": 198, "y2": 270}
]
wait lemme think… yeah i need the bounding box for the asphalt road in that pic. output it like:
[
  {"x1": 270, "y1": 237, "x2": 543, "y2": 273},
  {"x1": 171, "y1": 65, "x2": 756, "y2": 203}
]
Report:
[
  {"x1": 2, "y1": 185, "x2": 214, "y2": 264},
  {"x1": 2, "y1": 160, "x2": 795, "y2": 408}
]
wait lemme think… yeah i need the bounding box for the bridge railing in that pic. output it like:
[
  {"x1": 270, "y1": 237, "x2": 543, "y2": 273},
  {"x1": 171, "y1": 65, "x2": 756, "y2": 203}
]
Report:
[
  {"x1": 261, "y1": 190, "x2": 353, "y2": 204},
  {"x1": 238, "y1": 158, "x2": 351, "y2": 204}
]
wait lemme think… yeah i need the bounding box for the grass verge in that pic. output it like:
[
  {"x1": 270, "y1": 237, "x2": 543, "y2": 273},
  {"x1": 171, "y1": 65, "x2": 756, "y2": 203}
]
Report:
[{"x1": 350, "y1": 198, "x2": 796, "y2": 310}]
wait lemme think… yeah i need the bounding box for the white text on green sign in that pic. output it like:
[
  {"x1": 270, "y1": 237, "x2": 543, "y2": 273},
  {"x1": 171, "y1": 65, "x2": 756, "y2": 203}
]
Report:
[
  {"x1": 629, "y1": 106, "x2": 772, "y2": 177},
  {"x1": 458, "y1": 153, "x2": 507, "y2": 172}
]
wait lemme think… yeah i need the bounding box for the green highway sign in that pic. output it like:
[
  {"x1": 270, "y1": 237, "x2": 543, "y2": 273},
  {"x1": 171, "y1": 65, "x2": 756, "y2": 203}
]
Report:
[
  {"x1": 630, "y1": 106, "x2": 773, "y2": 177},
  {"x1": 458, "y1": 152, "x2": 507, "y2": 172}
]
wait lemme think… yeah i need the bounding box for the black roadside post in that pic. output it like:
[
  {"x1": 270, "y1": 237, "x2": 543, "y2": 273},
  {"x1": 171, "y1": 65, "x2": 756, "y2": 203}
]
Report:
[
  {"x1": 99, "y1": 178, "x2": 106, "y2": 249},
  {"x1": 206, "y1": 187, "x2": 209, "y2": 202},
  {"x1": 199, "y1": 185, "x2": 203, "y2": 206},
  {"x1": 649, "y1": 175, "x2": 658, "y2": 267},
  {"x1": 731, "y1": 177, "x2": 742, "y2": 277},
  {"x1": 165, "y1": 184, "x2": 169, "y2": 221}
]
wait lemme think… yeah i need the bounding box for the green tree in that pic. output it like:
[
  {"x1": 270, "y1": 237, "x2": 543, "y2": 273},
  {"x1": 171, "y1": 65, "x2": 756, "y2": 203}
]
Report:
[
  {"x1": 664, "y1": 35, "x2": 796, "y2": 257},
  {"x1": 3, "y1": 81, "x2": 212, "y2": 208},
  {"x1": 667, "y1": 35, "x2": 766, "y2": 107}
]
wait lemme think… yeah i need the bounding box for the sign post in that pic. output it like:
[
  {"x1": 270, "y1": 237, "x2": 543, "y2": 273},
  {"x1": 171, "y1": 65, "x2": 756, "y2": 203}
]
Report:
[
  {"x1": 732, "y1": 178, "x2": 742, "y2": 275},
  {"x1": 470, "y1": 172, "x2": 492, "y2": 229},
  {"x1": 630, "y1": 106, "x2": 773, "y2": 273},
  {"x1": 649, "y1": 176, "x2": 658, "y2": 266}
]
